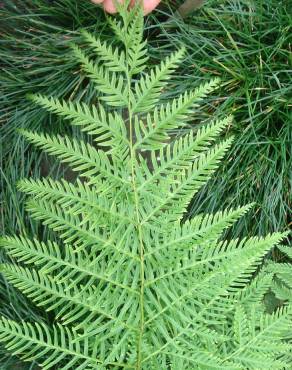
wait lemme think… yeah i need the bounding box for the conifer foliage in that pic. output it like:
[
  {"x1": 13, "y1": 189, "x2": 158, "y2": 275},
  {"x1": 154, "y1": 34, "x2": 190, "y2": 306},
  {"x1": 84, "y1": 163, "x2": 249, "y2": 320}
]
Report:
[{"x1": 0, "y1": 3, "x2": 291, "y2": 369}]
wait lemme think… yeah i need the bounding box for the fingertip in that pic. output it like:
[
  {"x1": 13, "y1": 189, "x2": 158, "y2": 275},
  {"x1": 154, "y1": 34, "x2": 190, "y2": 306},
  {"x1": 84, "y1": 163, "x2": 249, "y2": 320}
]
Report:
[
  {"x1": 129, "y1": 0, "x2": 161, "y2": 15},
  {"x1": 103, "y1": 0, "x2": 124, "y2": 13},
  {"x1": 100, "y1": 0, "x2": 161, "y2": 16},
  {"x1": 143, "y1": 0, "x2": 161, "y2": 15}
]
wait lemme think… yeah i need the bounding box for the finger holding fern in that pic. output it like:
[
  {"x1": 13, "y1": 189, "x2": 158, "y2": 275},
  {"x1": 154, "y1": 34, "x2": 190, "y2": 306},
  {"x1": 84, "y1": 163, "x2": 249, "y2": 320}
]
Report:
[{"x1": 91, "y1": 0, "x2": 161, "y2": 15}]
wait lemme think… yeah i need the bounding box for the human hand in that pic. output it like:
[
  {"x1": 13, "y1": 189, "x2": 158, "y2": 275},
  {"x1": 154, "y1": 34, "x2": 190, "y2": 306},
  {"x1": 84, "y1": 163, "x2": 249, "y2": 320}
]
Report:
[{"x1": 91, "y1": 0, "x2": 161, "y2": 15}]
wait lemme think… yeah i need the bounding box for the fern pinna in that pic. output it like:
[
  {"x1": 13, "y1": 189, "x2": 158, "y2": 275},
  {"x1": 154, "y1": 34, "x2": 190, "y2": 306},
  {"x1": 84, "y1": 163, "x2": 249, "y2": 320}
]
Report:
[{"x1": 0, "y1": 3, "x2": 291, "y2": 369}]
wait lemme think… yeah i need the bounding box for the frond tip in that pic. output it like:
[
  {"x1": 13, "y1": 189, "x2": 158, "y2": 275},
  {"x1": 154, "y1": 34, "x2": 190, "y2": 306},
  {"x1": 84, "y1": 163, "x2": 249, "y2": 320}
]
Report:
[{"x1": 0, "y1": 3, "x2": 291, "y2": 370}]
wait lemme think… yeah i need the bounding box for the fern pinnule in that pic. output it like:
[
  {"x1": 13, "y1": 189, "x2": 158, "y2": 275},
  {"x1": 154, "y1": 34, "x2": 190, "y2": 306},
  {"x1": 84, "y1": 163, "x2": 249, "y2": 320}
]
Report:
[
  {"x1": 133, "y1": 78, "x2": 222, "y2": 150},
  {"x1": 27, "y1": 93, "x2": 128, "y2": 150},
  {"x1": 81, "y1": 29, "x2": 127, "y2": 73},
  {"x1": 72, "y1": 44, "x2": 128, "y2": 107},
  {"x1": 131, "y1": 47, "x2": 186, "y2": 113}
]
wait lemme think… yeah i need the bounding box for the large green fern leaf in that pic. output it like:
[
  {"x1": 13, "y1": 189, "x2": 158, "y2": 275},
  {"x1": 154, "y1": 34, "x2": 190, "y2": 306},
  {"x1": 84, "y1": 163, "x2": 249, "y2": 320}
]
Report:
[{"x1": 0, "y1": 5, "x2": 291, "y2": 370}]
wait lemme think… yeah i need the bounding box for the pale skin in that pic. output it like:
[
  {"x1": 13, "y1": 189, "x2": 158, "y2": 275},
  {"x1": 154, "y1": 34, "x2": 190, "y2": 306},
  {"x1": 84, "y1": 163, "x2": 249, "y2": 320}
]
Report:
[{"x1": 91, "y1": 0, "x2": 161, "y2": 15}]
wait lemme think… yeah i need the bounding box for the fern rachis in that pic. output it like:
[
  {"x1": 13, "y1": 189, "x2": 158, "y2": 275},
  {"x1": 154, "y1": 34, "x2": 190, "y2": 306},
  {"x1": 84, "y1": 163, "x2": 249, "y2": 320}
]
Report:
[{"x1": 0, "y1": 3, "x2": 291, "y2": 369}]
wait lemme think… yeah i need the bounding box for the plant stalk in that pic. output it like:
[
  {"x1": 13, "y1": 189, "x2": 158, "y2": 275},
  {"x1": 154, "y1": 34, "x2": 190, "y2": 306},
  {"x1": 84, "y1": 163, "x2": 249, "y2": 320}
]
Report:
[{"x1": 175, "y1": 0, "x2": 204, "y2": 19}]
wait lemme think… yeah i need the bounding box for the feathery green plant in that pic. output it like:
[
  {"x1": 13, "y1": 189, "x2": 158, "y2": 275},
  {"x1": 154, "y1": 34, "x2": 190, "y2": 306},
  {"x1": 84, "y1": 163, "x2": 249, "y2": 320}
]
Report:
[
  {"x1": 0, "y1": 3, "x2": 291, "y2": 369},
  {"x1": 153, "y1": 0, "x2": 291, "y2": 237}
]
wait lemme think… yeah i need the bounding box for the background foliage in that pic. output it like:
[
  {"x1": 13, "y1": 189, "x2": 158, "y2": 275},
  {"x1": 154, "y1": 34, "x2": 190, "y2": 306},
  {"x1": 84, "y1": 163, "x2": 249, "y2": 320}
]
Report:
[{"x1": 0, "y1": 0, "x2": 291, "y2": 368}]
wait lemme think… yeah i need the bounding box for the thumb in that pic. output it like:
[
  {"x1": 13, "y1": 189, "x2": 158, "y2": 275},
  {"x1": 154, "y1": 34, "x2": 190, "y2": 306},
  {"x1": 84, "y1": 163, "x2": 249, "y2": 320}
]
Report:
[{"x1": 130, "y1": 0, "x2": 161, "y2": 15}]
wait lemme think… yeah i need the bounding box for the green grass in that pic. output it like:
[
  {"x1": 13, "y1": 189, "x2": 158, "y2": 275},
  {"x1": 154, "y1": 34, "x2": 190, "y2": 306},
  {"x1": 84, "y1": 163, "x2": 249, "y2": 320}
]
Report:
[
  {"x1": 0, "y1": 0, "x2": 291, "y2": 368},
  {"x1": 0, "y1": 2, "x2": 107, "y2": 368},
  {"x1": 150, "y1": 0, "x2": 291, "y2": 236}
]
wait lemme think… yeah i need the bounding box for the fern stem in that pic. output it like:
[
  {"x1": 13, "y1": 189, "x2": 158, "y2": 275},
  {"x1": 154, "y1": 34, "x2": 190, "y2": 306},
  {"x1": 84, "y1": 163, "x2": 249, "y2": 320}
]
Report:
[
  {"x1": 130, "y1": 129, "x2": 145, "y2": 370},
  {"x1": 126, "y1": 66, "x2": 145, "y2": 369}
]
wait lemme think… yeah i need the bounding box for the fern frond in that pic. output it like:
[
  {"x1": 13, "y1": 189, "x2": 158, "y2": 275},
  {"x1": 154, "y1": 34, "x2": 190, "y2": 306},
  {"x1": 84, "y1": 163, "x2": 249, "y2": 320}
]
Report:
[
  {"x1": 161, "y1": 347, "x2": 240, "y2": 370},
  {"x1": 138, "y1": 115, "x2": 232, "y2": 191},
  {"x1": 25, "y1": 198, "x2": 102, "y2": 248},
  {"x1": 223, "y1": 306, "x2": 292, "y2": 367},
  {"x1": 141, "y1": 233, "x2": 287, "y2": 367},
  {"x1": 125, "y1": 10, "x2": 148, "y2": 75},
  {"x1": 145, "y1": 233, "x2": 286, "y2": 287},
  {"x1": 142, "y1": 138, "x2": 233, "y2": 223},
  {"x1": 18, "y1": 178, "x2": 133, "y2": 224},
  {"x1": 0, "y1": 236, "x2": 62, "y2": 269},
  {"x1": 268, "y1": 258, "x2": 292, "y2": 303},
  {"x1": 134, "y1": 79, "x2": 221, "y2": 149},
  {"x1": 142, "y1": 235, "x2": 283, "y2": 353},
  {"x1": 0, "y1": 236, "x2": 139, "y2": 299},
  {"x1": 272, "y1": 281, "x2": 292, "y2": 301},
  {"x1": 28, "y1": 94, "x2": 128, "y2": 150},
  {"x1": 232, "y1": 270, "x2": 274, "y2": 309},
  {"x1": 72, "y1": 45, "x2": 127, "y2": 107},
  {"x1": 145, "y1": 204, "x2": 253, "y2": 258},
  {"x1": 0, "y1": 317, "x2": 128, "y2": 369},
  {"x1": 82, "y1": 30, "x2": 127, "y2": 73},
  {"x1": 108, "y1": 4, "x2": 147, "y2": 75},
  {"x1": 268, "y1": 261, "x2": 292, "y2": 300},
  {"x1": 1, "y1": 5, "x2": 291, "y2": 369},
  {"x1": 1, "y1": 264, "x2": 138, "y2": 332},
  {"x1": 21, "y1": 130, "x2": 129, "y2": 189},
  {"x1": 233, "y1": 305, "x2": 249, "y2": 345},
  {"x1": 278, "y1": 245, "x2": 292, "y2": 259},
  {"x1": 25, "y1": 198, "x2": 131, "y2": 255},
  {"x1": 131, "y1": 47, "x2": 186, "y2": 113}
]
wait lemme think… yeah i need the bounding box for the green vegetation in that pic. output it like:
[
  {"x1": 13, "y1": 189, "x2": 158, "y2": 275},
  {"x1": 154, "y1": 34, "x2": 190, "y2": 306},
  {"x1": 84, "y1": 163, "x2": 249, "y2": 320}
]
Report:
[
  {"x1": 0, "y1": 0, "x2": 291, "y2": 368},
  {"x1": 1, "y1": 6, "x2": 291, "y2": 368},
  {"x1": 151, "y1": 0, "x2": 291, "y2": 236}
]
